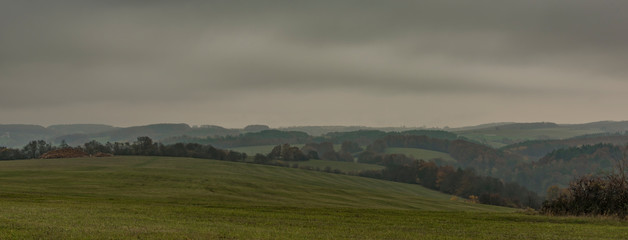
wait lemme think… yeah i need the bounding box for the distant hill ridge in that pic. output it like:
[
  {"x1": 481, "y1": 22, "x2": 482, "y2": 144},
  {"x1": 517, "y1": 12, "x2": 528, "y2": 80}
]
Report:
[
  {"x1": 2, "y1": 121, "x2": 628, "y2": 148},
  {"x1": 501, "y1": 133, "x2": 628, "y2": 161}
]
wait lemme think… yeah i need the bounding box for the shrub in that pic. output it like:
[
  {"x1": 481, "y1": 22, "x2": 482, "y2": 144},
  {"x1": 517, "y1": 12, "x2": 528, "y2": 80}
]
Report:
[{"x1": 541, "y1": 174, "x2": 628, "y2": 218}]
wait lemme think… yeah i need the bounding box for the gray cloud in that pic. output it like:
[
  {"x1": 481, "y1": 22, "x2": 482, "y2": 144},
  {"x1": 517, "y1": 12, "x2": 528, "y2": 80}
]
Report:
[{"x1": 2, "y1": 0, "x2": 628, "y2": 127}]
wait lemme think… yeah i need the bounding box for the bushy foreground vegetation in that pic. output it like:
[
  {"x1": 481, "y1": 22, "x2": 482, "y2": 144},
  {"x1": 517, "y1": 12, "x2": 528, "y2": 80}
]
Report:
[
  {"x1": 0, "y1": 156, "x2": 626, "y2": 239},
  {"x1": 542, "y1": 174, "x2": 628, "y2": 218},
  {"x1": 541, "y1": 147, "x2": 628, "y2": 218}
]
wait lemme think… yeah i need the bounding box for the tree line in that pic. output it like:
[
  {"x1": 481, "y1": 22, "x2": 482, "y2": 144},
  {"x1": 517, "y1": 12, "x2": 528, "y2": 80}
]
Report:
[
  {"x1": 0, "y1": 137, "x2": 247, "y2": 162},
  {"x1": 252, "y1": 141, "x2": 363, "y2": 163}
]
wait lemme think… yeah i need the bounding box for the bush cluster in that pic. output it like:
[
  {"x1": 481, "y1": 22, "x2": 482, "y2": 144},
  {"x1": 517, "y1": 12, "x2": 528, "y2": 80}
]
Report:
[{"x1": 542, "y1": 174, "x2": 628, "y2": 218}]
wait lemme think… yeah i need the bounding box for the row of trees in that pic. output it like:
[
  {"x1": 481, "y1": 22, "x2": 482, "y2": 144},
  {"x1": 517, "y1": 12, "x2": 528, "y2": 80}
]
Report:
[
  {"x1": 358, "y1": 154, "x2": 541, "y2": 209},
  {"x1": 253, "y1": 141, "x2": 363, "y2": 163},
  {"x1": 0, "y1": 140, "x2": 54, "y2": 160},
  {"x1": 0, "y1": 137, "x2": 247, "y2": 162},
  {"x1": 301, "y1": 141, "x2": 359, "y2": 162}
]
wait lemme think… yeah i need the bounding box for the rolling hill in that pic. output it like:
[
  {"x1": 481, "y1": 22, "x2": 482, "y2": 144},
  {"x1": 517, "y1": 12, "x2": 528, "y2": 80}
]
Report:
[
  {"x1": 0, "y1": 156, "x2": 625, "y2": 239},
  {"x1": 4, "y1": 121, "x2": 628, "y2": 149},
  {"x1": 454, "y1": 122, "x2": 609, "y2": 148},
  {"x1": 0, "y1": 156, "x2": 498, "y2": 211}
]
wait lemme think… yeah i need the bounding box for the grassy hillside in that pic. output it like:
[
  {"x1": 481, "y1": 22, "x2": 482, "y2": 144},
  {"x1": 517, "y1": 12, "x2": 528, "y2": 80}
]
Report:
[
  {"x1": 0, "y1": 156, "x2": 626, "y2": 239},
  {"x1": 0, "y1": 156, "x2": 494, "y2": 210},
  {"x1": 385, "y1": 147, "x2": 457, "y2": 164},
  {"x1": 295, "y1": 159, "x2": 385, "y2": 172}
]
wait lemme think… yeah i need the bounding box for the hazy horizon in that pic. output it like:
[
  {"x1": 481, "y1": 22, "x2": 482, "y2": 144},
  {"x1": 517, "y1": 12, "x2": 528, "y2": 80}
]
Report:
[
  {"x1": 2, "y1": 120, "x2": 625, "y2": 131},
  {"x1": 3, "y1": 1, "x2": 628, "y2": 128}
]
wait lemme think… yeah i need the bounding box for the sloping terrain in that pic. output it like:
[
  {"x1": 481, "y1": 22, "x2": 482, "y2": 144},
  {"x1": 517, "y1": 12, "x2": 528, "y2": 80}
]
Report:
[
  {"x1": 0, "y1": 156, "x2": 502, "y2": 211},
  {"x1": 0, "y1": 156, "x2": 625, "y2": 239}
]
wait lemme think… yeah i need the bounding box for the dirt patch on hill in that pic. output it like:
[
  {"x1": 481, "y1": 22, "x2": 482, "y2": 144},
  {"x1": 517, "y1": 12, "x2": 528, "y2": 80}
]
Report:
[{"x1": 41, "y1": 148, "x2": 89, "y2": 159}]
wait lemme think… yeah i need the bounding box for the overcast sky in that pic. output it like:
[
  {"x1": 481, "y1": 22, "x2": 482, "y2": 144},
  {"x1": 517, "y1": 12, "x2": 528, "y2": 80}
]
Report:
[{"x1": 2, "y1": 1, "x2": 628, "y2": 128}]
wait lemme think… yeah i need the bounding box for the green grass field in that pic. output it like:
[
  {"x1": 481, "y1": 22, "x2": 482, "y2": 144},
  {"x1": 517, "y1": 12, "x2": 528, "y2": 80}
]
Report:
[
  {"x1": 295, "y1": 159, "x2": 385, "y2": 172},
  {"x1": 0, "y1": 156, "x2": 626, "y2": 239},
  {"x1": 385, "y1": 147, "x2": 457, "y2": 164}
]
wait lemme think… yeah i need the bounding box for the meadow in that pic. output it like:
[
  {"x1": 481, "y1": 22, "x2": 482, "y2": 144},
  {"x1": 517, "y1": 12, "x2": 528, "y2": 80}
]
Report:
[{"x1": 0, "y1": 156, "x2": 626, "y2": 239}]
